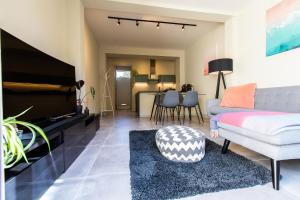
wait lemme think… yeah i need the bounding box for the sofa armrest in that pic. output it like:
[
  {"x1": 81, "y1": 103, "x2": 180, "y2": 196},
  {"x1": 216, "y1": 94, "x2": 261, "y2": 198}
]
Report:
[{"x1": 206, "y1": 99, "x2": 221, "y2": 118}]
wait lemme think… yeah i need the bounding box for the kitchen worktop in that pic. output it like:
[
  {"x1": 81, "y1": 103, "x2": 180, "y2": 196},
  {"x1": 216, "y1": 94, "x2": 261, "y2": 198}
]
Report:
[
  {"x1": 135, "y1": 92, "x2": 157, "y2": 117},
  {"x1": 136, "y1": 91, "x2": 157, "y2": 94},
  {"x1": 135, "y1": 90, "x2": 177, "y2": 117}
]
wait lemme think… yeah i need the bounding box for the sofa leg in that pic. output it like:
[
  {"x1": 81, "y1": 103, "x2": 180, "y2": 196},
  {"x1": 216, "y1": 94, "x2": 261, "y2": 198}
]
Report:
[
  {"x1": 270, "y1": 159, "x2": 280, "y2": 190},
  {"x1": 221, "y1": 139, "x2": 230, "y2": 154}
]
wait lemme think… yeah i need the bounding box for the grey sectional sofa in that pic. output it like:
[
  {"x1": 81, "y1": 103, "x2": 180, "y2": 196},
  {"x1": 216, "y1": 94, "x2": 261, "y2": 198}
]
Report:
[{"x1": 206, "y1": 86, "x2": 300, "y2": 190}]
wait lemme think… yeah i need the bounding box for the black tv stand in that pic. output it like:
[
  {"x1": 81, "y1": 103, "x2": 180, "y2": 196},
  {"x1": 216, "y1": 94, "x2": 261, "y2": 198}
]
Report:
[{"x1": 5, "y1": 114, "x2": 100, "y2": 200}]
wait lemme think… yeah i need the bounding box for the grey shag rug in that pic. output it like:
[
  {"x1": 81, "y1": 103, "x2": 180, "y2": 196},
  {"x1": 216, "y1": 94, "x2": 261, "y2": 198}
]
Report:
[{"x1": 129, "y1": 130, "x2": 272, "y2": 200}]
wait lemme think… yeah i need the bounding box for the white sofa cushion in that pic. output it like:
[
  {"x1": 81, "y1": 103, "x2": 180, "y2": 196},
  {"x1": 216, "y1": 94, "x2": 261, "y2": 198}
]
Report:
[
  {"x1": 219, "y1": 127, "x2": 300, "y2": 160},
  {"x1": 218, "y1": 122, "x2": 300, "y2": 146},
  {"x1": 209, "y1": 105, "x2": 253, "y2": 115}
]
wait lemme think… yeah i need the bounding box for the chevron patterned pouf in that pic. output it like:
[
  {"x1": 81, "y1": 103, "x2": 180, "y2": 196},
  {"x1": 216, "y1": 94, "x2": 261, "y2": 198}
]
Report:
[{"x1": 155, "y1": 126, "x2": 206, "y2": 163}]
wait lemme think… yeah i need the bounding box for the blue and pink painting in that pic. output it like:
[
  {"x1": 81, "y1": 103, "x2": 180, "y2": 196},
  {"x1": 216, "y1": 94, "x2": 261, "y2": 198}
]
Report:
[{"x1": 266, "y1": 0, "x2": 300, "y2": 56}]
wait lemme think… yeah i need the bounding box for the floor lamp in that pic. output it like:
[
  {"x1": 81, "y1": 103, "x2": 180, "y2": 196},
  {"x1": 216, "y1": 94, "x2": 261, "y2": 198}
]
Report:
[{"x1": 208, "y1": 58, "x2": 233, "y2": 99}]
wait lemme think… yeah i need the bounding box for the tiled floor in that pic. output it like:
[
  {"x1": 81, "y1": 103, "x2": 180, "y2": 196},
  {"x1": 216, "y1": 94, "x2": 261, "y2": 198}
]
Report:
[{"x1": 41, "y1": 111, "x2": 300, "y2": 200}]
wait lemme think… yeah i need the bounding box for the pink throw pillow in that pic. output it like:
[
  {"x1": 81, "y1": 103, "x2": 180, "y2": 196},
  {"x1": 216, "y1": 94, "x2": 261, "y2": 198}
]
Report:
[{"x1": 220, "y1": 83, "x2": 257, "y2": 109}]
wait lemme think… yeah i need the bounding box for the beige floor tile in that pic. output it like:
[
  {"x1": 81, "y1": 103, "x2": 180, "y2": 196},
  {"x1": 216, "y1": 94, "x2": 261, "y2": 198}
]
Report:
[{"x1": 42, "y1": 111, "x2": 300, "y2": 200}]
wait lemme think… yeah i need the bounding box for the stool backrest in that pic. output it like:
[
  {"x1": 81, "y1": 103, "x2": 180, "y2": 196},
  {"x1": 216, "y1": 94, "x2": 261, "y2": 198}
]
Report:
[
  {"x1": 163, "y1": 91, "x2": 179, "y2": 107},
  {"x1": 183, "y1": 91, "x2": 198, "y2": 107}
]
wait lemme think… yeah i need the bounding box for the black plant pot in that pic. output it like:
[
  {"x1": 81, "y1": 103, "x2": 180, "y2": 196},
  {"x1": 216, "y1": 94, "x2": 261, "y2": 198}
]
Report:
[
  {"x1": 76, "y1": 105, "x2": 83, "y2": 114},
  {"x1": 84, "y1": 107, "x2": 89, "y2": 115},
  {"x1": 18, "y1": 133, "x2": 33, "y2": 140}
]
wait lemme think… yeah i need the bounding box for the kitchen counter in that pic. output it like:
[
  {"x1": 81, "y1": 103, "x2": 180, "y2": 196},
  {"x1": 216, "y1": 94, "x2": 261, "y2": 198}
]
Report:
[
  {"x1": 136, "y1": 91, "x2": 157, "y2": 94},
  {"x1": 136, "y1": 91, "x2": 157, "y2": 117}
]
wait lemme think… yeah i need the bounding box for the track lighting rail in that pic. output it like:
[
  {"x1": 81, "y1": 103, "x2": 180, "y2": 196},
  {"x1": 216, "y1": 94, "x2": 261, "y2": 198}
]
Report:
[{"x1": 108, "y1": 16, "x2": 197, "y2": 28}]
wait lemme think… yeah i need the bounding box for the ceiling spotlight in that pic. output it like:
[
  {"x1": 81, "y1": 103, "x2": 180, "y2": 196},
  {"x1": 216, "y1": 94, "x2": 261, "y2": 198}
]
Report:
[
  {"x1": 182, "y1": 25, "x2": 185, "y2": 31},
  {"x1": 156, "y1": 22, "x2": 160, "y2": 29},
  {"x1": 136, "y1": 20, "x2": 139, "y2": 27},
  {"x1": 117, "y1": 19, "x2": 120, "y2": 26}
]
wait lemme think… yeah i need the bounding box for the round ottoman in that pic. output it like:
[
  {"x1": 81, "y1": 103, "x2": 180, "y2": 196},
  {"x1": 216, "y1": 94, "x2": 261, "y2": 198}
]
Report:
[{"x1": 155, "y1": 125, "x2": 206, "y2": 163}]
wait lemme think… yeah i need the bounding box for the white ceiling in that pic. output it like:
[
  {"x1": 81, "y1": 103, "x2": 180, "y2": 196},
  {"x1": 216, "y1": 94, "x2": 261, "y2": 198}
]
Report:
[
  {"x1": 107, "y1": 54, "x2": 177, "y2": 61},
  {"x1": 83, "y1": 0, "x2": 254, "y2": 49},
  {"x1": 102, "y1": 0, "x2": 254, "y2": 15},
  {"x1": 85, "y1": 9, "x2": 221, "y2": 49},
  {"x1": 83, "y1": 0, "x2": 255, "y2": 21}
]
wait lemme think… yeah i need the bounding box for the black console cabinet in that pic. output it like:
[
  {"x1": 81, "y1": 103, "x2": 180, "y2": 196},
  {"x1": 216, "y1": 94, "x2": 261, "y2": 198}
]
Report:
[
  {"x1": 5, "y1": 114, "x2": 99, "y2": 200},
  {"x1": 63, "y1": 115, "x2": 98, "y2": 170}
]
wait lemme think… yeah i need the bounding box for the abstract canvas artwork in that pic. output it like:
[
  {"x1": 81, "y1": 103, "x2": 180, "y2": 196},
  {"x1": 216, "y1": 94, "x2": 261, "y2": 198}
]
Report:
[{"x1": 266, "y1": 0, "x2": 300, "y2": 56}]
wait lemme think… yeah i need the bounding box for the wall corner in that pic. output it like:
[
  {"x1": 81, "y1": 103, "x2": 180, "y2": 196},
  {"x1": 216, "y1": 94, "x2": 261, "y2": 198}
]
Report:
[{"x1": 0, "y1": 29, "x2": 5, "y2": 200}]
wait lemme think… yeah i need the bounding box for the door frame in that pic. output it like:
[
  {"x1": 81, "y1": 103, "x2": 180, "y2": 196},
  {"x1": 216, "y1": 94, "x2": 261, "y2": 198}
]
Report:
[{"x1": 115, "y1": 66, "x2": 132, "y2": 110}]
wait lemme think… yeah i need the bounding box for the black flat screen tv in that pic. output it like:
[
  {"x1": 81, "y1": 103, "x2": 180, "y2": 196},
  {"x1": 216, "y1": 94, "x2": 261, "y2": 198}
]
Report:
[{"x1": 1, "y1": 30, "x2": 76, "y2": 127}]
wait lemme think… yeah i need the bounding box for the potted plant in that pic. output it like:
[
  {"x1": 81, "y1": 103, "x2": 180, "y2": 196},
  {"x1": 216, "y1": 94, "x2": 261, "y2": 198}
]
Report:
[
  {"x1": 75, "y1": 80, "x2": 96, "y2": 114},
  {"x1": 2, "y1": 107, "x2": 50, "y2": 169}
]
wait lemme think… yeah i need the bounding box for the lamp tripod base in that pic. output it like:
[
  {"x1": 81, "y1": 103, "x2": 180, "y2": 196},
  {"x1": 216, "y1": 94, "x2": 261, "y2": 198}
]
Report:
[{"x1": 215, "y1": 71, "x2": 227, "y2": 99}]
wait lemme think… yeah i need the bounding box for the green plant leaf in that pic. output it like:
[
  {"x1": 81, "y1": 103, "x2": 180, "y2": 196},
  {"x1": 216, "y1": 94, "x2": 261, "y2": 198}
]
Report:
[
  {"x1": 2, "y1": 107, "x2": 50, "y2": 169},
  {"x1": 15, "y1": 121, "x2": 50, "y2": 151},
  {"x1": 90, "y1": 87, "x2": 96, "y2": 99},
  {"x1": 3, "y1": 122, "x2": 28, "y2": 166}
]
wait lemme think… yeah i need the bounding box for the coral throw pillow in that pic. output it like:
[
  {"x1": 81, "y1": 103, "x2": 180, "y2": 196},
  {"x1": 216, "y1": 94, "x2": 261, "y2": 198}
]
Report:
[{"x1": 220, "y1": 83, "x2": 257, "y2": 109}]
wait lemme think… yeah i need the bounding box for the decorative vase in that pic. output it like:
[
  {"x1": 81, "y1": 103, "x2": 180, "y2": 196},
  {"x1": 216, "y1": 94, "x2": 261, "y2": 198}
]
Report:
[
  {"x1": 84, "y1": 107, "x2": 89, "y2": 115},
  {"x1": 76, "y1": 105, "x2": 83, "y2": 114}
]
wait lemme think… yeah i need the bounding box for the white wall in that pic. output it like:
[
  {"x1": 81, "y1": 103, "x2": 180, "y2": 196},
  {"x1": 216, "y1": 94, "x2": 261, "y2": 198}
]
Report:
[
  {"x1": 0, "y1": 30, "x2": 4, "y2": 200},
  {"x1": 0, "y1": 0, "x2": 101, "y2": 113},
  {"x1": 0, "y1": 1, "x2": 99, "y2": 197},
  {"x1": 83, "y1": 19, "x2": 101, "y2": 113},
  {"x1": 185, "y1": 0, "x2": 300, "y2": 116},
  {"x1": 0, "y1": 2, "x2": 76, "y2": 199},
  {"x1": 225, "y1": 0, "x2": 300, "y2": 88},
  {"x1": 99, "y1": 45, "x2": 185, "y2": 111},
  {"x1": 0, "y1": 0, "x2": 70, "y2": 63},
  {"x1": 106, "y1": 57, "x2": 177, "y2": 111},
  {"x1": 67, "y1": 0, "x2": 85, "y2": 81},
  {"x1": 0, "y1": 0, "x2": 88, "y2": 81},
  {"x1": 185, "y1": 25, "x2": 225, "y2": 114}
]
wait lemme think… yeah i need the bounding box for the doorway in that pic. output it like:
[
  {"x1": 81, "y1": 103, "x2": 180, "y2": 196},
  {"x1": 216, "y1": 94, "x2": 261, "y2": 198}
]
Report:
[{"x1": 115, "y1": 66, "x2": 132, "y2": 110}]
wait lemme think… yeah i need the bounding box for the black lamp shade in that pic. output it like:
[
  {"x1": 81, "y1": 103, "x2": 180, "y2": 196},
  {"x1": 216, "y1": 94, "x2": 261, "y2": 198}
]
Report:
[
  {"x1": 208, "y1": 58, "x2": 233, "y2": 74},
  {"x1": 75, "y1": 80, "x2": 85, "y2": 89}
]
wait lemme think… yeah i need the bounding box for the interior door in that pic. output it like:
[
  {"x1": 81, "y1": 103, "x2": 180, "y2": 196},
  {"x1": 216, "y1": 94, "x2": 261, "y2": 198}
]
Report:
[{"x1": 116, "y1": 67, "x2": 131, "y2": 110}]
